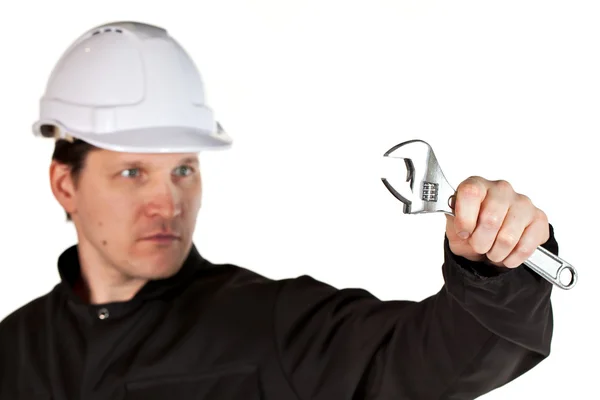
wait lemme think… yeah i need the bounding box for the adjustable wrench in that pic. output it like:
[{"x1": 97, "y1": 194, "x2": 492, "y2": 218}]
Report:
[{"x1": 380, "y1": 139, "x2": 577, "y2": 290}]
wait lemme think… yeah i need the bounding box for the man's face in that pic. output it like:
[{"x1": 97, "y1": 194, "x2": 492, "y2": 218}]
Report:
[{"x1": 53, "y1": 149, "x2": 203, "y2": 281}]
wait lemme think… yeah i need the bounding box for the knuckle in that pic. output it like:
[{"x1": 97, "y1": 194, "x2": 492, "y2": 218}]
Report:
[
  {"x1": 486, "y1": 250, "x2": 503, "y2": 262},
  {"x1": 516, "y1": 243, "x2": 534, "y2": 256},
  {"x1": 495, "y1": 179, "x2": 513, "y2": 191},
  {"x1": 459, "y1": 181, "x2": 482, "y2": 198},
  {"x1": 517, "y1": 194, "x2": 532, "y2": 206},
  {"x1": 474, "y1": 241, "x2": 493, "y2": 254},
  {"x1": 465, "y1": 175, "x2": 482, "y2": 183},
  {"x1": 537, "y1": 208, "x2": 548, "y2": 223},
  {"x1": 455, "y1": 212, "x2": 474, "y2": 226},
  {"x1": 497, "y1": 231, "x2": 519, "y2": 247},
  {"x1": 480, "y1": 210, "x2": 503, "y2": 229}
]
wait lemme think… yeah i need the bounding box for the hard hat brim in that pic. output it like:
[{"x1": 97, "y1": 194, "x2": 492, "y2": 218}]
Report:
[{"x1": 34, "y1": 122, "x2": 232, "y2": 153}]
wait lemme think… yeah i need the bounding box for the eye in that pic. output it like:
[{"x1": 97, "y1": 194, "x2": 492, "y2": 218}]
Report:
[
  {"x1": 174, "y1": 165, "x2": 194, "y2": 177},
  {"x1": 120, "y1": 168, "x2": 140, "y2": 178}
]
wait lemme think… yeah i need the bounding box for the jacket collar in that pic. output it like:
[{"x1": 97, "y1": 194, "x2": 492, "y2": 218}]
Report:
[{"x1": 55, "y1": 243, "x2": 208, "y2": 323}]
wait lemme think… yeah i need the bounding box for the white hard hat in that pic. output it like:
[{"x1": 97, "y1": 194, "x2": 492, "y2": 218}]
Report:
[{"x1": 32, "y1": 21, "x2": 232, "y2": 153}]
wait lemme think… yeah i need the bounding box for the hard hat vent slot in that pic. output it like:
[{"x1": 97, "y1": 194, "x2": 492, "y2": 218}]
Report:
[{"x1": 91, "y1": 28, "x2": 123, "y2": 36}]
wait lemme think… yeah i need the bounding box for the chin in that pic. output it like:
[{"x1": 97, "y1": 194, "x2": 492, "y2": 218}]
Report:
[
  {"x1": 131, "y1": 241, "x2": 187, "y2": 279},
  {"x1": 135, "y1": 262, "x2": 183, "y2": 280}
]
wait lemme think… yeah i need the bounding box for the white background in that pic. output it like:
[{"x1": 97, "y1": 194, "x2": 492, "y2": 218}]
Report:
[{"x1": 0, "y1": 1, "x2": 597, "y2": 398}]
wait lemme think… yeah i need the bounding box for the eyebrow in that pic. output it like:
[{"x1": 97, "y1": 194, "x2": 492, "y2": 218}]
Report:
[
  {"x1": 113, "y1": 157, "x2": 199, "y2": 169},
  {"x1": 180, "y1": 157, "x2": 199, "y2": 165}
]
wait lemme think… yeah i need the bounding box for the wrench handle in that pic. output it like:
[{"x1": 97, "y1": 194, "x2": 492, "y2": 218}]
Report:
[
  {"x1": 524, "y1": 245, "x2": 578, "y2": 290},
  {"x1": 446, "y1": 195, "x2": 578, "y2": 290}
]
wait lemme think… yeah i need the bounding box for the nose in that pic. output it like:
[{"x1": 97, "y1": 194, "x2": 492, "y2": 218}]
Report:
[{"x1": 145, "y1": 179, "x2": 183, "y2": 219}]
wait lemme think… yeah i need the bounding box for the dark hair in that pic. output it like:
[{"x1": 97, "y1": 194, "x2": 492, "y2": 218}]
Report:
[{"x1": 51, "y1": 137, "x2": 99, "y2": 221}]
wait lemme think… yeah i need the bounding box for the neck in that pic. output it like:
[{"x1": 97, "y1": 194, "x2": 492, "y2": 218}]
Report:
[
  {"x1": 75, "y1": 242, "x2": 148, "y2": 305},
  {"x1": 76, "y1": 270, "x2": 147, "y2": 304}
]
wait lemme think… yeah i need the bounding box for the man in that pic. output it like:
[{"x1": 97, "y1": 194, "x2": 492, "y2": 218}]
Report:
[{"x1": 0, "y1": 21, "x2": 558, "y2": 399}]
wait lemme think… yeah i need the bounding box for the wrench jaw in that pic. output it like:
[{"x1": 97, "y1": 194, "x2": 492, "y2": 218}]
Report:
[
  {"x1": 381, "y1": 156, "x2": 417, "y2": 214},
  {"x1": 381, "y1": 139, "x2": 456, "y2": 215}
]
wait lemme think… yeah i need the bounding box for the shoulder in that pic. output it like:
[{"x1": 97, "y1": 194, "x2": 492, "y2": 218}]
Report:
[
  {"x1": 0, "y1": 288, "x2": 56, "y2": 342},
  {"x1": 196, "y1": 258, "x2": 345, "y2": 294},
  {"x1": 194, "y1": 258, "x2": 280, "y2": 289},
  {"x1": 181, "y1": 259, "x2": 282, "y2": 309},
  {"x1": 189, "y1": 258, "x2": 353, "y2": 308}
]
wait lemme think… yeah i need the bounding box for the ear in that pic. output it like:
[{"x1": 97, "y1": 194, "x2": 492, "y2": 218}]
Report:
[{"x1": 49, "y1": 161, "x2": 77, "y2": 216}]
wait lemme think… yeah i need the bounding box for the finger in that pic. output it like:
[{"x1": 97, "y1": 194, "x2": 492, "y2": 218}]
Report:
[
  {"x1": 469, "y1": 185, "x2": 512, "y2": 255},
  {"x1": 502, "y1": 210, "x2": 549, "y2": 268},
  {"x1": 485, "y1": 196, "x2": 534, "y2": 264},
  {"x1": 453, "y1": 177, "x2": 488, "y2": 239}
]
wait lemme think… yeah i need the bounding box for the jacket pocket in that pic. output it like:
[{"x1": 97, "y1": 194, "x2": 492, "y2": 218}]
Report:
[{"x1": 124, "y1": 364, "x2": 261, "y2": 400}]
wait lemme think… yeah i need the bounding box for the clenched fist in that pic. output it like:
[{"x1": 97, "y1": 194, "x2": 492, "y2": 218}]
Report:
[{"x1": 445, "y1": 176, "x2": 550, "y2": 269}]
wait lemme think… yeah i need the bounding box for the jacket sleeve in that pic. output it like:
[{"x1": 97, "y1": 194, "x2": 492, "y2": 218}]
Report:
[{"x1": 273, "y1": 223, "x2": 557, "y2": 400}]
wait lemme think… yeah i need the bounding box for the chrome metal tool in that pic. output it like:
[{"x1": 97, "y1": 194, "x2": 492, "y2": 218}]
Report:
[{"x1": 380, "y1": 139, "x2": 577, "y2": 290}]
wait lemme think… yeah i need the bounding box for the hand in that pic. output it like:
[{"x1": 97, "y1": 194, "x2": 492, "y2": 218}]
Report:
[{"x1": 445, "y1": 176, "x2": 550, "y2": 269}]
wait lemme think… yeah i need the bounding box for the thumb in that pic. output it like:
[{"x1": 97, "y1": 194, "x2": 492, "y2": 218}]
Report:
[
  {"x1": 445, "y1": 213, "x2": 462, "y2": 242},
  {"x1": 444, "y1": 194, "x2": 465, "y2": 241}
]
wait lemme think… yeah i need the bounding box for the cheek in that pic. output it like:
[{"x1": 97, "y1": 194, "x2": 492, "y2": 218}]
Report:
[
  {"x1": 79, "y1": 183, "x2": 138, "y2": 228},
  {"x1": 186, "y1": 183, "x2": 203, "y2": 212}
]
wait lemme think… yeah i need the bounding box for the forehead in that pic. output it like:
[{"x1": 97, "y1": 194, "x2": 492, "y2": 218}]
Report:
[{"x1": 88, "y1": 149, "x2": 199, "y2": 167}]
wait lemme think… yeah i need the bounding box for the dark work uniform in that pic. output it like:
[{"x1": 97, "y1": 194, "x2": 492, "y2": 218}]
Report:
[{"x1": 0, "y1": 225, "x2": 559, "y2": 399}]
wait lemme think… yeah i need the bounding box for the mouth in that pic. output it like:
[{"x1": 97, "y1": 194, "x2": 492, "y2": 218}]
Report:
[{"x1": 141, "y1": 234, "x2": 181, "y2": 242}]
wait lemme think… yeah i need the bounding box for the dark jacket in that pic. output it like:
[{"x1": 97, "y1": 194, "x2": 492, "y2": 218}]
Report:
[{"x1": 0, "y1": 225, "x2": 558, "y2": 399}]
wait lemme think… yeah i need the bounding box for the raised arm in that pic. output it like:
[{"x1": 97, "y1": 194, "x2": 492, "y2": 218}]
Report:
[
  {"x1": 273, "y1": 176, "x2": 557, "y2": 399},
  {"x1": 274, "y1": 227, "x2": 555, "y2": 399}
]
